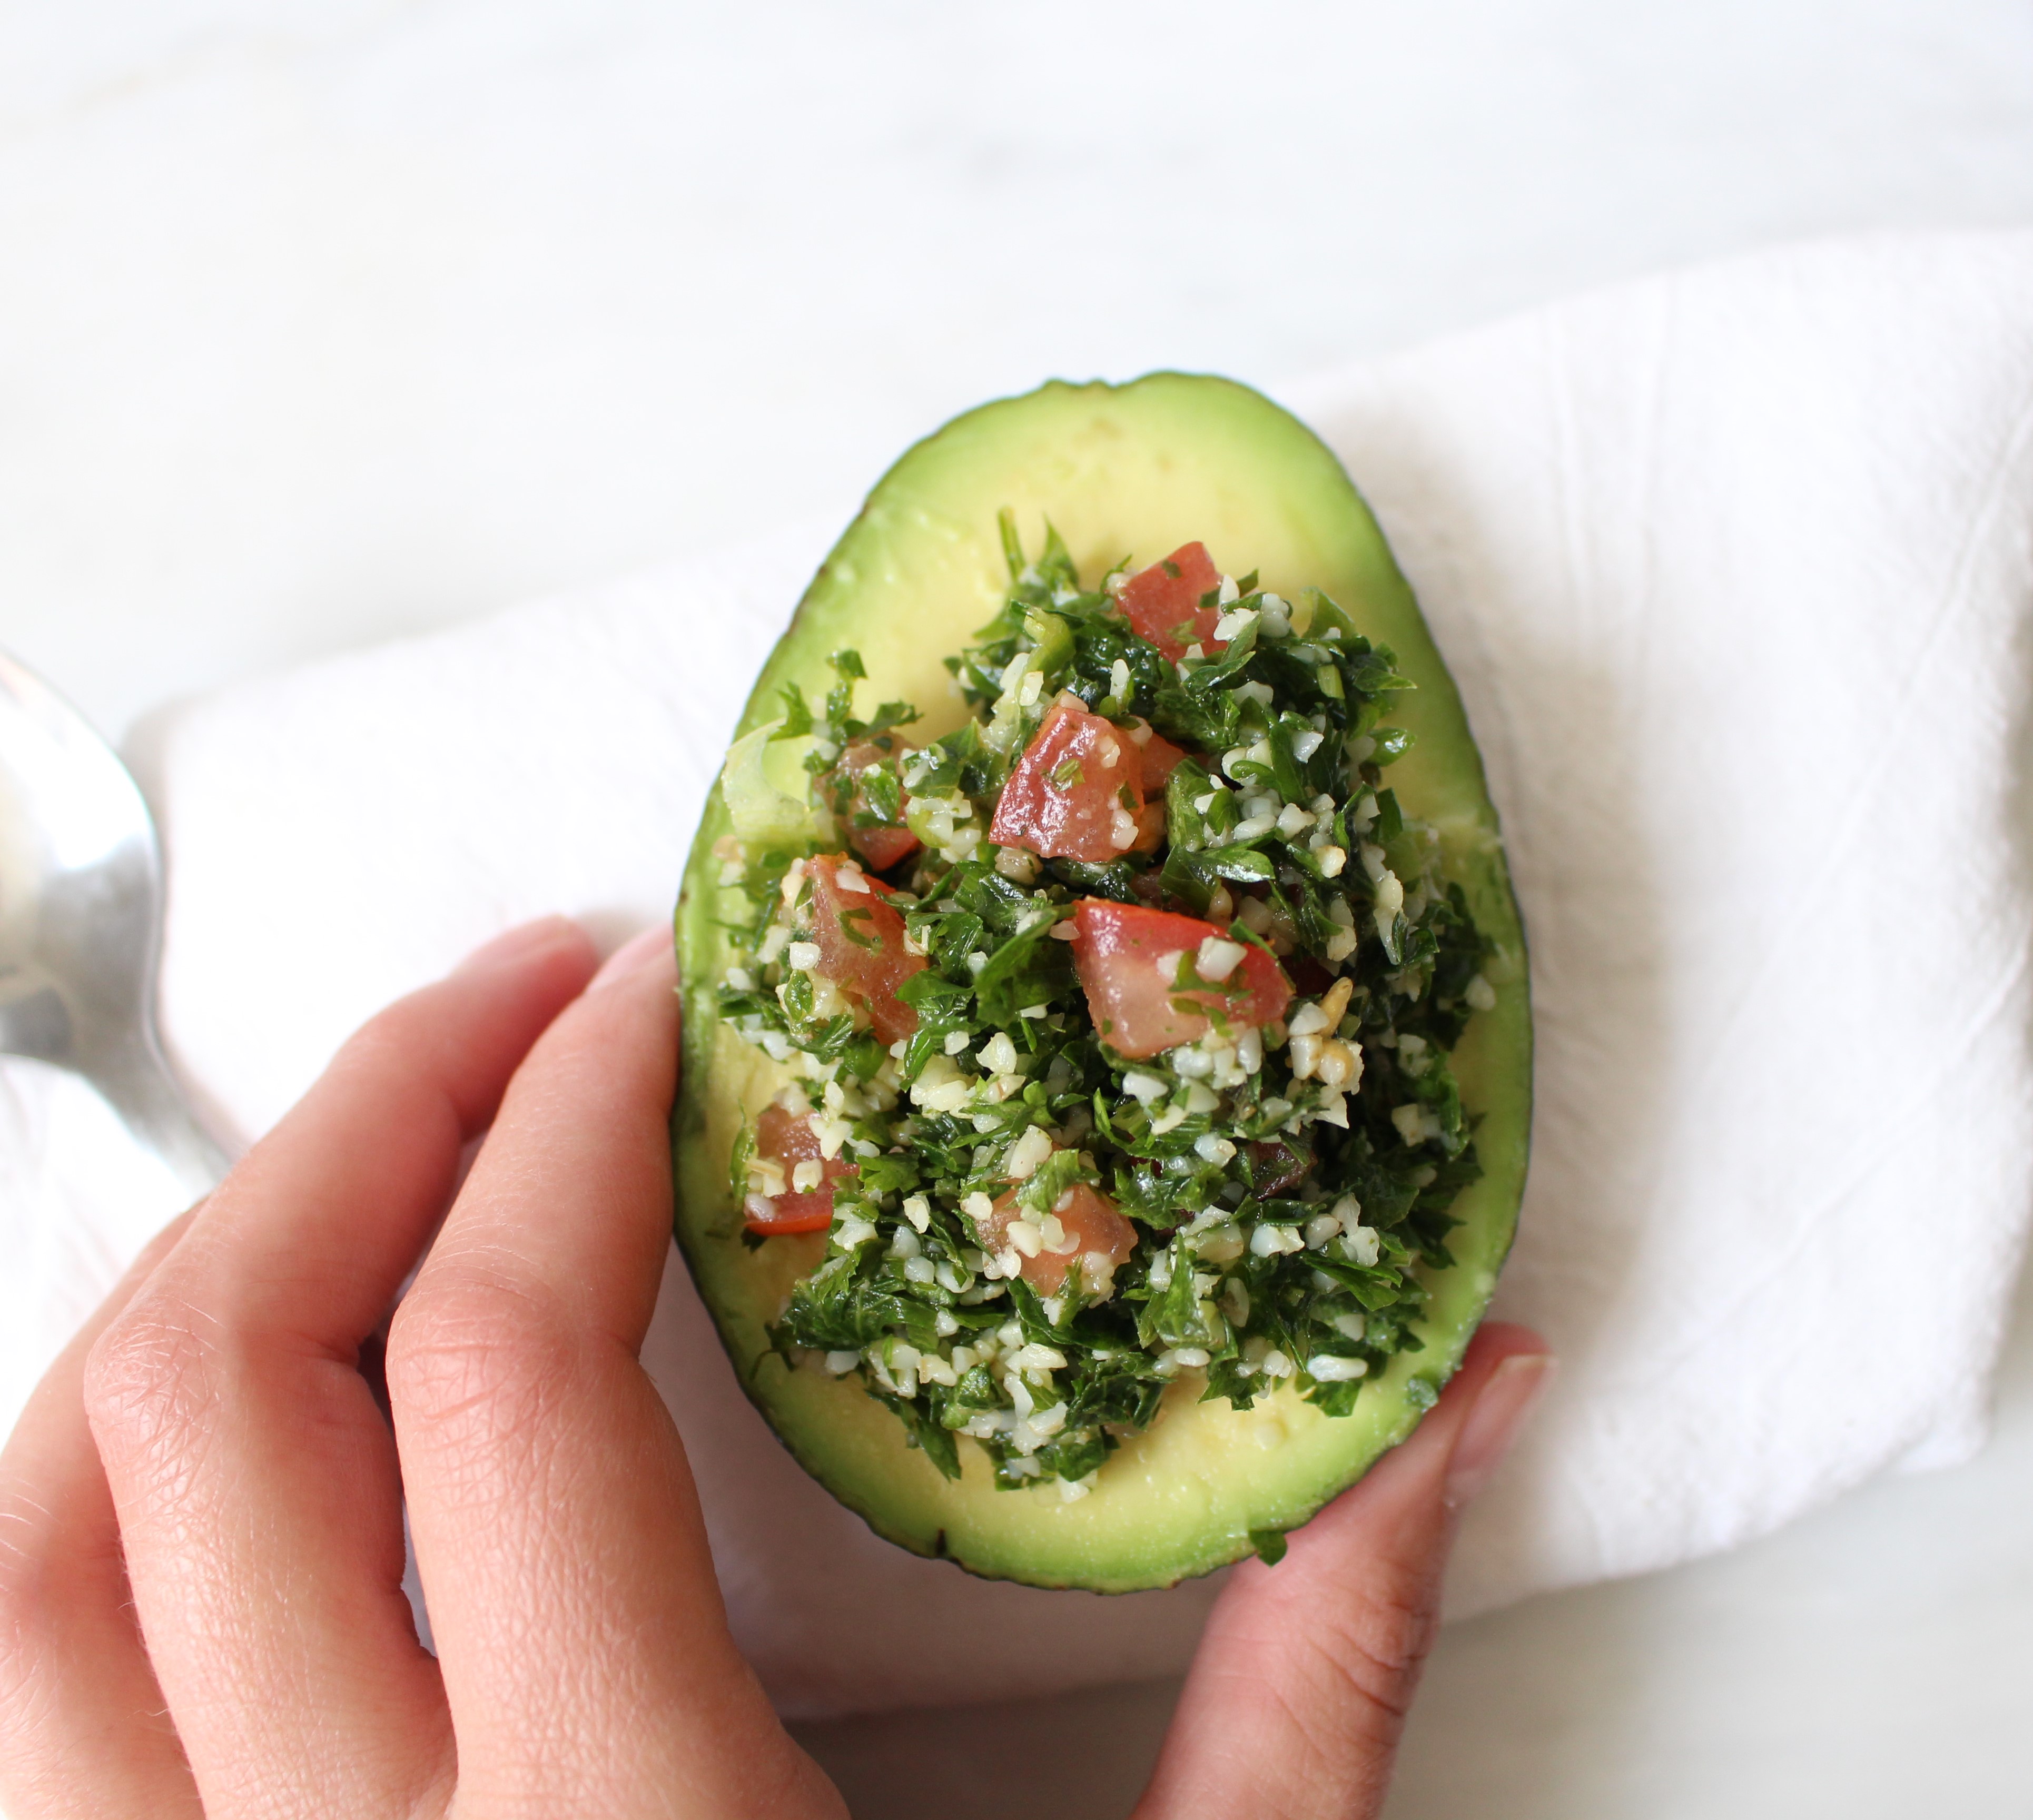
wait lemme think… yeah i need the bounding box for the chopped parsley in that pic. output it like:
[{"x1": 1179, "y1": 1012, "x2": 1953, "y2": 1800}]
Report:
[{"x1": 712, "y1": 519, "x2": 1495, "y2": 1496}]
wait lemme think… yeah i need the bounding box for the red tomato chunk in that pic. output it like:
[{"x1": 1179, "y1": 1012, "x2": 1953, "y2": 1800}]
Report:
[
  {"x1": 1117, "y1": 542, "x2": 1224, "y2": 663},
  {"x1": 990, "y1": 701, "x2": 1148, "y2": 864},
  {"x1": 1069, "y1": 899, "x2": 1292, "y2": 1060},
  {"x1": 830, "y1": 737, "x2": 920, "y2": 873},
  {"x1": 1136, "y1": 729, "x2": 1191, "y2": 794},
  {"x1": 972, "y1": 1181, "x2": 1138, "y2": 1292},
  {"x1": 745, "y1": 1104, "x2": 855, "y2": 1234},
  {"x1": 804, "y1": 854, "x2": 925, "y2": 1045}
]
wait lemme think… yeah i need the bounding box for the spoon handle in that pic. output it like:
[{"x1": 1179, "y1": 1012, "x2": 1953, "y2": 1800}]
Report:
[{"x1": 90, "y1": 1036, "x2": 234, "y2": 1203}]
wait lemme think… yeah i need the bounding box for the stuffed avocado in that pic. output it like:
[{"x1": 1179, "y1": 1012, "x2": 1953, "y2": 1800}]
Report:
[{"x1": 673, "y1": 373, "x2": 1529, "y2": 1592}]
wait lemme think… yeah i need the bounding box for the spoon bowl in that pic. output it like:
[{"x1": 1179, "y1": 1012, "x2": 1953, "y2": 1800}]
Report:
[{"x1": 0, "y1": 648, "x2": 228, "y2": 1198}]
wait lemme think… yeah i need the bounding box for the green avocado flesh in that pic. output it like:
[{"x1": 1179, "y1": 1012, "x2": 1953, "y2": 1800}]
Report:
[{"x1": 673, "y1": 373, "x2": 1529, "y2": 1592}]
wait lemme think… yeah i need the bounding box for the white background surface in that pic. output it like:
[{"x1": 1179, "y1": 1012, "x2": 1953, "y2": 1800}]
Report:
[{"x1": 4, "y1": 3, "x2": 2032, "y2": 1814}]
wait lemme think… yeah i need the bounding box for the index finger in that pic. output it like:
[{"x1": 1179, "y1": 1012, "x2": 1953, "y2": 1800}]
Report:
[
  {"x1": 81, "y1": 916, "x2": 600, "y2": 1818},
  {"x1": 389, "y1": 927, "x2": 843, "y2": 1819}
]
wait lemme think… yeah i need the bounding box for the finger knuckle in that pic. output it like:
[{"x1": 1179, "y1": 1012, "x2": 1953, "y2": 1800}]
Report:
[
  {"x1": 1305, "y1": 1562, "x2": 1443, "y2": 1725},
  {"x1": 387, "y1": 1269, "x2": 579, "y2": 1460},
  {"x1": 81, "y1": 1301, "x2": 222, "y2": 1476}
]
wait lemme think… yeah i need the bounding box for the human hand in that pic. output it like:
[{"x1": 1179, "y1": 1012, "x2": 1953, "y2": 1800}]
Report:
[
  {"x1": 0, "y1": 918, "x2": 841, "y2": 1819},
  {"x1": 0, "y1": 917, "x2": 1549, "y2": 1819}
]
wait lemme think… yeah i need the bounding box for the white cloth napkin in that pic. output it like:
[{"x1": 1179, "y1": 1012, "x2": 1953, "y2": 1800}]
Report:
[{"x1": 8, "y1": 229, "x2": 2033, "y2": 1718}]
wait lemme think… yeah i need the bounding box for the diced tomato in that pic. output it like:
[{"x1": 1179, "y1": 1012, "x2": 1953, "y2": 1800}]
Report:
[
  {"x1": 1117, "y1": 542, "x2": 1224, "y2": 662},
  {"x1": 972, "y1": 1181, "x2": 1138, "y2": 1292},
  {"x1": 804, "y1": 854, "x2": 926, "y2": 1045},
  {"x1": 745, "y1": 1103, "x2": 855, "y2": 1234},
  {"x1": 828, "y1": 737, "x2": 920, "y2": 873},
  {"x1": 853, "y1": 824, "x2": 920, "y2": 872},
  {"x1": 1137, "y1": 730, "x2": 1191, "y2": 794},
  {"x1": 989, "y1": 701, "x2": 1147, "y2": 864},
  {"x1": 1069, "y1": 898, "x2": 1292, "y2": 1059}
]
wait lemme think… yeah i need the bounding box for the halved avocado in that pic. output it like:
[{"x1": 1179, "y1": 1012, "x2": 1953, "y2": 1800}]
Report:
[{"x1": 672, "y1": 373, "x2": 1530, "y2": 1593}]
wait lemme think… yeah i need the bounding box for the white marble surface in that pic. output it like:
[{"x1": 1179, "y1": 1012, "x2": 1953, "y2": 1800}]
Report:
[{"x1": 4, "y1": 3, "x2": 2032, "y2": 1814}]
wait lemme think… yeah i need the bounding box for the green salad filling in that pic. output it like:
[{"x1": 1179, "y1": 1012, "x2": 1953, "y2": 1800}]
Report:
[{"x1": 712, "y1": 518, "x2": 1494, "y2": 1498}]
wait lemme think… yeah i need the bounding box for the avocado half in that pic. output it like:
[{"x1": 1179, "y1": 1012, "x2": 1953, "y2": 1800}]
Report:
[{"x1": 672, "y1": 373, "x2": 1531, "y2": 1592}]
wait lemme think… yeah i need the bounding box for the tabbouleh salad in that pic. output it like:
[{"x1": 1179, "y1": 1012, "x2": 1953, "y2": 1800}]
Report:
[{"x1": 713, "y1": 519, "x2": 1495, "y2": 1500}]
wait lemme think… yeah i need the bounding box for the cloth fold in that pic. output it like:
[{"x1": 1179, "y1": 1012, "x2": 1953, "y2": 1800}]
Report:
[{"x1": 7, "y1": 230, "x2": 2032, "y2": 1718}]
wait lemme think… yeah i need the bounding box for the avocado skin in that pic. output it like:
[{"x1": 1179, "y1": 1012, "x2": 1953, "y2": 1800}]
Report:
[{"x1": 672, "y1": 374, "x2": 1531, "y2": 1594}]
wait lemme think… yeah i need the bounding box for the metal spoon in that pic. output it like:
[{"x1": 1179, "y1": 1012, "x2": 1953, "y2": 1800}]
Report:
[{"x1": 0, "y1": 647, "x2": 229, "y2": 1200}]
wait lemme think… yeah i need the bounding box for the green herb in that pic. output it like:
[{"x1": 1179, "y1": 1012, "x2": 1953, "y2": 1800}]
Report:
[
  {"x1": 1248, "y1": 1527, "x2": 1289, "y2": 1566},
  {"x1": 714, "y1": 523, "x2": 1494, "y2": 1489}
]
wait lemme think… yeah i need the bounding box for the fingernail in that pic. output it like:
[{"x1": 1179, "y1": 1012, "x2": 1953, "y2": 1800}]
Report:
[
  {"x1": 589, "y1": 923, "x2": 672, "y2": 988},
  {"x1": 1444, "y1": 1352, "x2": 1555, "y2": 1508},
  {"x1": 454, "y1": 915, "x2": 581, "y2": 975}
]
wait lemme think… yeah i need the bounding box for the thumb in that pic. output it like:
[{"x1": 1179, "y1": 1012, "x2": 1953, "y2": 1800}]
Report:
[{"x1": 1134, "y1": 1322, "x2": 1554, "y2": 1820}]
